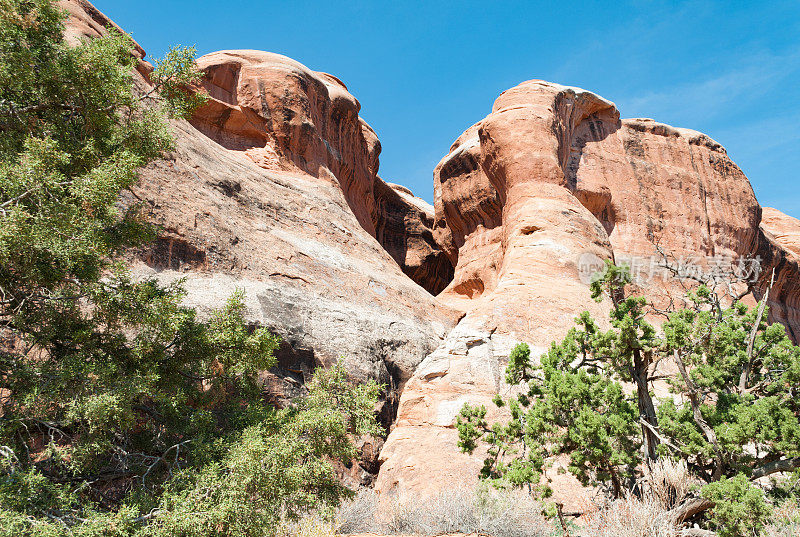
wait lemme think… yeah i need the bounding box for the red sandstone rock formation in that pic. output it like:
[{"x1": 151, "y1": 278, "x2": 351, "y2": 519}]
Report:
[
  {"x1": 758, "y1": 208, "x2": 800, "y2": 341},
  {"x1": 60, "y1": 0, "x2": 800, "y2": 513},
  {"x1": 762, "y1": 208, "x2": 800, "y2": 258},
  {"x1": 61, "y1": 0, "x2": 153, "y2": 80},
  {"x1": 377, "y1": 80, "x2": 800, "y2": 511},
  {"x1": 374, "y1": 180, "x2": 454, "y2": 295},
  {"x1": 188, "y1": 50, "x2": 453, "y2": 295},
  {"x1": 59, "y1": 1, "x2": 459, "y2": 421}
]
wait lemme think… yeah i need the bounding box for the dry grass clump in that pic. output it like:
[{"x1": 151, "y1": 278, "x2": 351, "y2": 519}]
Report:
[
  {"x1": 278, "y1": 513, "x2": 336, "y2": 537},
  {"x1": 644, "y1": 458, "x2": 694, "y2": 510},
  {"x1": 335, "y1": 489, "x2": 380, "y2": 534},
  {"x1": 337, "y1": 486, "x2": 554, "y2": 537},
  {"x1": 337, "y1": 459, "x2": 797, "y2": 537},
  {"x1": 582, "y1": 459, "x2": 693, "y2": 537},
  {"x1": 764, "y1": 499, "x2": 800, "y2": 537},
  {"x1": 581, "y1": 496, "x2": 677, "y2": 537}
]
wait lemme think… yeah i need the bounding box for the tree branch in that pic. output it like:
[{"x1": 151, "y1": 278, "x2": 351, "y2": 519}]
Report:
[
  {"x1": 673, "y1": 350, "x2": 724, "y2": 481},
  {"x1": 740, "y1": 268, "x2": 775, "y2": 393},
  {"x1": 678, "y1": 529, "x2": 717, "y2": 537},
  {"x1": 0, "y1": 102, "x2": 82, "y2": 118},
  {"x1": 638, "y1": 417, "x2": 685, "y2": 454},
  {"x1": 750, "y1": 456, "x2": 800, "y2": 480},
  {"x1": 668, "y1": 497, "x2": 716, "y2": 525}
]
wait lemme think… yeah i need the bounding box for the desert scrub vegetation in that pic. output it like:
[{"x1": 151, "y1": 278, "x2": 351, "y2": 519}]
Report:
[
  {"x1": 764, "y1": 498, "x2": 800, "y2": 537},
  {"x1": 336, "y1": 486, "x2": 556, "y2": 537},
  {"x1": 582, "y1": 458, "x2": 693, "y2": 537},
  {"x1": 583, "y1": 496, "x2": 678, "y2": 537},
  {"x1": 584, "y1": 493, "x2": 799, "y2": 537},
  {"x1": 0, "y1": 1, "x2": 381, "y2": 535},
  {"x1": 458, "y1": 260, "x2": 800, "y2": 536}
]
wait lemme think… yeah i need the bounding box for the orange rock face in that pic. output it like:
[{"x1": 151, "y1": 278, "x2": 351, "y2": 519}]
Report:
[
  {"x1": 60, "y1": 1, "x2": 459, "y2": 425},
  {"x1": 60, "y1": 0, "x2": 152, "y2": 79},
  {"x1": 762, "y1": 207, "x2": 800, "y2": 258},
  {"x1": 191, "y1": 51, "x2": 379, "y2": 233},
  {"x1": 433, "y1": 82, "x2": 616, "y2": 342},
  {"x1": 377, "y1": 80, "x2": 800, "y2": 510},
  {"x1": 432, "y1": 81, "x2": 764, "y2": 334},
  {"x1": 380, "y1": 82, "x2": 623, "y2": 510},
  {"x1": 758, "y1": 208, "x2": 800, "y2": 341},
  {"x1": 189, "y1": 50, "x2": 453, "y2": 295},
  {"x1": 138, "y1": 50, "x2": 462, "y2": 392},
  {"x1": 572, "y1": 117, "x2": 761, "y2": 261}
]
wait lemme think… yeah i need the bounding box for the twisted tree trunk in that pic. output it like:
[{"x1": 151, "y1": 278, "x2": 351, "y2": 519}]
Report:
[{"x1": 633, "y1": 348, "x2": 660, "y2": 461}]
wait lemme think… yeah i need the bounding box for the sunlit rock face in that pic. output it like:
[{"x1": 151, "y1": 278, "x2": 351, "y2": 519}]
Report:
[
  {"x1": 190, "y1": 49, "x2": 454, "y2": 296},
  {"x1": 133, "y1": 52, "x2": 463, "y2": 398},
  {"x1": 758, "y1": 208, "x2": 800, "y2": 342},
  {"x1": 377, "y1": 79, "x2": 800, "y2": 510},
  {"x1": 60, "y1": 1, "x2": 460, "y2": 424}
]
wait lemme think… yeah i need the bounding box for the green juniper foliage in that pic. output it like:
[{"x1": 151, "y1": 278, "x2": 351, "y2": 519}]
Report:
[
  {"x1": 701, "y1": 474, "x2": 772, "y2": 537},
  {"x1": 0, "y1": 1, "x2": 381, "y2": 535},
  {"x1": 458, "y1": 260, "x2": 800, "y2": 535},
  {"x1": 457, "y1": 313, "x2": 640, "y2": 499}
]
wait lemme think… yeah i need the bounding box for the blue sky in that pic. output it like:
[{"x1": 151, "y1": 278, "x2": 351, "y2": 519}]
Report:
[{"x1": 98, "y1": 1, "x2": 800, "y2": 217}]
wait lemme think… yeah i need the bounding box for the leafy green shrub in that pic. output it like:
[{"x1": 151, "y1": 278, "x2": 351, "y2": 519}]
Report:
[{"x1": 702, "y1": 474, "x2": 771, "y2": 537}]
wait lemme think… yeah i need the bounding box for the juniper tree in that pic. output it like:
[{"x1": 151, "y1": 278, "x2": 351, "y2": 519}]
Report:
[
  {"x1": 458, "y1": 260, "x2": 800, "y2": 535},
  {"x1": 0, "y1": 2, "x2": 381, "y2": 535}
]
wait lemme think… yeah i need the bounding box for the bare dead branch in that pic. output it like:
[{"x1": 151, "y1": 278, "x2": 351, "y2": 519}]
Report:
[
  {"x1": 750, "y1": 456, "x2": 800, "y2": 480},
  {"x1": 673, "y1": 351, "x2": 724, "y2": 481},
  {"x1": 740, "y1": 268, "x2": 775, "y2": 392}
]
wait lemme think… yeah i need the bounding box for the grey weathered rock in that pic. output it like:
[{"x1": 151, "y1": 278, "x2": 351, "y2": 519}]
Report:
[{"x1": 125, "y1": 117, "x2": 459, "y2": 412}]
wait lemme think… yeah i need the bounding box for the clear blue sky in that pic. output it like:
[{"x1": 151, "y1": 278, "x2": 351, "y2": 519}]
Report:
[{"x1": 97, "y1": 1, "x2": 800, "y2": 217}]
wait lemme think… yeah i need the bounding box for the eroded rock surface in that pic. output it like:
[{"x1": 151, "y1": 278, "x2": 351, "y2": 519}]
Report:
[
  {"x1": 134, "y1": 65, "x2": 461, "y2": 398},
  {"x1": 128, "y1": 116, "x2": 460, "y2": 394},
  {"x1": 381, "y1": 82, "x2": 623, "y2": 511},
  {"x1": 62, "y1": 0, "x2": 800, "y2": 514},
  {"x1": 762, "y1": 207, "x2": 800, "y2": 258},
  {"x1": 189, "y1": 50, "x2": 453, "y2": 295},
  {"x1": 61, "y1": 1, "x2": 459, "y2": 419},
  {"x1": 374, "y1": 180, "x2": 454, "y2": 295},
  {"x1": 377, "y1": 80, "x2": 800, "y2": 511},
  {"x1": 757, "y1": 208, "x2": 800, "y2": 342}
]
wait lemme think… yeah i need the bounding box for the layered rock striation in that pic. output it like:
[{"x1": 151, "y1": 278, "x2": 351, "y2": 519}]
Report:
[
  {"x1": 758, "y1": 208, "x2": 800, "y2": 342},
  {"x1": 188, "y1": 50, "x2": 453, "y2": 296},
  {"x1": 60, "y1": 1, "x2": 459, "y2": 422},
  {"x1": 134, "y1": 59, "x2": 462, "y2": 402}
]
